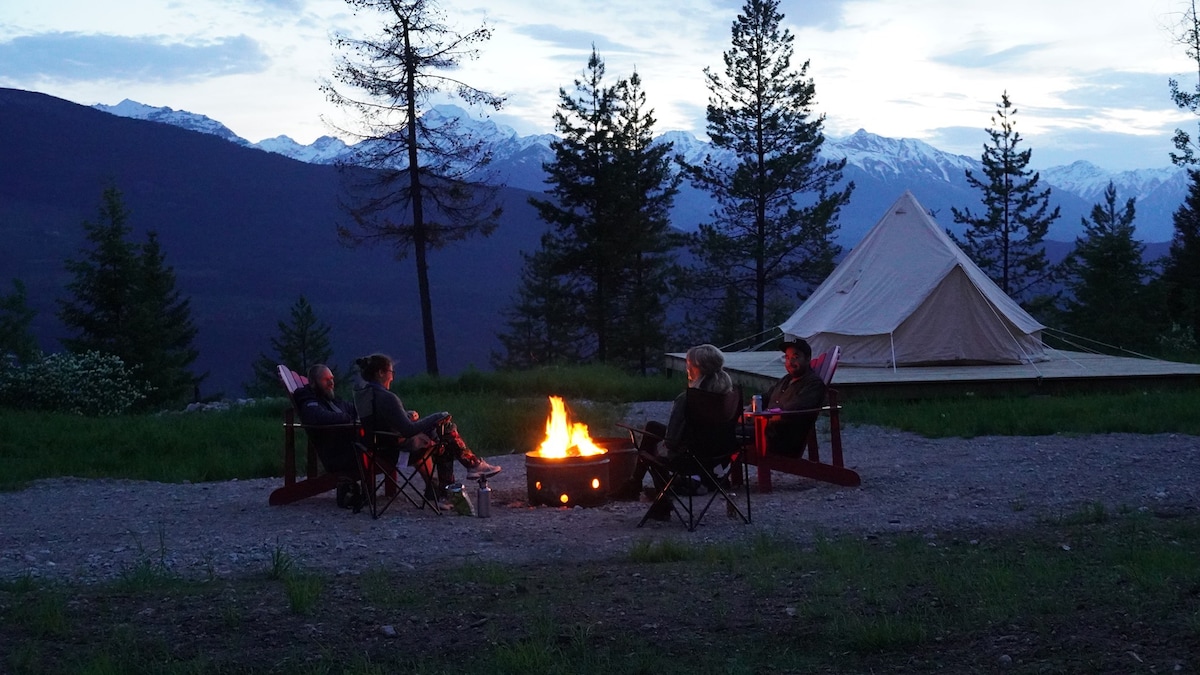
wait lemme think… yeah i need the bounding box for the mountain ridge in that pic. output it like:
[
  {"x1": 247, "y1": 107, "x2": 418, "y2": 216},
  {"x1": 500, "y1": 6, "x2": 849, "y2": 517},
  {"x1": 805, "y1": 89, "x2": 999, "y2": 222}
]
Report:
[{"x1": 93, "y1": 98, "x2": 1186, "y2": 242}]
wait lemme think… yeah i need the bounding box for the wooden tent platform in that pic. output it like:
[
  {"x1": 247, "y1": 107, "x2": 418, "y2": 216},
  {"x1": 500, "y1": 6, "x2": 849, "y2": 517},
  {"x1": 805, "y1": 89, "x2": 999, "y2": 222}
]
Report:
[{"x1": 665, "y1": 350, "x2": 1200, "y2": 399}]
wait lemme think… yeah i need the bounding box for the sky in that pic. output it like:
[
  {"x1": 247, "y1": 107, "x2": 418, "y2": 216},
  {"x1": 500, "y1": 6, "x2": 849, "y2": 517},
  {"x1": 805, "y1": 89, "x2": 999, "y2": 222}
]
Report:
[{"x1": 0, "y1": 0, "x2": 1195, "y2": 171}]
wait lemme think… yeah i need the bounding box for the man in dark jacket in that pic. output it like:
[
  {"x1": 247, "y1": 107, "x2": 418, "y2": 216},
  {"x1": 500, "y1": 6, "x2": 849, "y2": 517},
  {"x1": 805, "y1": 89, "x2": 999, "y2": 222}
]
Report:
[
  {"x1": 760, "y1": 338, "x2": 826, "y2": 457},
  {"x1": 292, "y1": 364, "x2": 358, "y2": 474}
]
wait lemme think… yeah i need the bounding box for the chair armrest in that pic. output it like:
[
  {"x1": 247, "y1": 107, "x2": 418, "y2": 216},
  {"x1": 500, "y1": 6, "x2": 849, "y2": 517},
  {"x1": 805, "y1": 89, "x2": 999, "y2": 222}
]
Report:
[{"x1": 615, "y1": 422, "x2": 665, "y2": 442}]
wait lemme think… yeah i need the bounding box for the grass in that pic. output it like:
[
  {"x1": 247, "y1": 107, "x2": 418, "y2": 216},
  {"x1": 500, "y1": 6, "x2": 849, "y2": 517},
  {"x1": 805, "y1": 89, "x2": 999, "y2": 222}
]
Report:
[
  {"x1": 847, "y1": 387, "x2": 1200, "y2": 437},
  {"x1": 1, "y1": 513, "x2": 1196, "y2": 673},
  {"x1": 1, "y1": 366, "x2": 1199, "y2": 671}
]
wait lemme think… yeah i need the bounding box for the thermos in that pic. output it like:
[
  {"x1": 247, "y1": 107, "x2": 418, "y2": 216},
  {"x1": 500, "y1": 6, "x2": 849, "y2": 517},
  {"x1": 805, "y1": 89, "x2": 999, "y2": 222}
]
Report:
[{"x1": 477, "y1": 478, "x2": 492, "y2": 518}]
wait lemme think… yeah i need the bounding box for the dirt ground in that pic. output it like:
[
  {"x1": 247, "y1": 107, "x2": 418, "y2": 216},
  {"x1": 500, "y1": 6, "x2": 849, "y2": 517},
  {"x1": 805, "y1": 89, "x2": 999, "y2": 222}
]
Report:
[{"x1": 2, "y1": 410, "x2": 1199, "y2": 672}]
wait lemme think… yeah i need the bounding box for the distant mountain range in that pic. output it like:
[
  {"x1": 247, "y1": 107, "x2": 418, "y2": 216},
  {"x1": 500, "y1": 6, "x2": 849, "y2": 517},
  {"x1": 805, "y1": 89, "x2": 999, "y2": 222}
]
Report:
[
  {"x1": 95, "y1": 98, "x2": 1190, "y2": 244},
  {"x1": 0, "y1": 87, "x2": 1186, "y2": 399}
]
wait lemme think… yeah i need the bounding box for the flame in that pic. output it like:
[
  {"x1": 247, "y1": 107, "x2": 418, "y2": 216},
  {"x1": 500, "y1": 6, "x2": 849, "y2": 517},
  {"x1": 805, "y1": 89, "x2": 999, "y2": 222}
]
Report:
[{"x1": 534, "y1": 396, "x2": 605, "y2": 458}]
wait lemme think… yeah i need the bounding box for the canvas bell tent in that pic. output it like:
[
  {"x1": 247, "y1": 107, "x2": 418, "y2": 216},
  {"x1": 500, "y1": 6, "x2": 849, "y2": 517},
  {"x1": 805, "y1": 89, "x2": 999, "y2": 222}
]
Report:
[{"x1": 778, "y1": 190, "x2": 1047, "y2": 367}]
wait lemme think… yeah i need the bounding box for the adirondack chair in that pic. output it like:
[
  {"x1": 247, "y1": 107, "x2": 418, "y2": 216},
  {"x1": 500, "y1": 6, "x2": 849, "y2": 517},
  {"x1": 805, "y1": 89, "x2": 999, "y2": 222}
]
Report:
[
  {"x1": 741, "y1": 346, "x2": 861, "y2": 491},
  {"x1": 268, "y1": 365, "x2": 360, "y2": 506}
]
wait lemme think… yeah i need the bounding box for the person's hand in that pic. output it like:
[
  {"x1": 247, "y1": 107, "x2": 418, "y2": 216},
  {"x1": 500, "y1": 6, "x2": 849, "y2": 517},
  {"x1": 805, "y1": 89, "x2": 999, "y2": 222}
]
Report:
[{"x1": 409, "y1": 410, "x2": 419, "y2": 421}]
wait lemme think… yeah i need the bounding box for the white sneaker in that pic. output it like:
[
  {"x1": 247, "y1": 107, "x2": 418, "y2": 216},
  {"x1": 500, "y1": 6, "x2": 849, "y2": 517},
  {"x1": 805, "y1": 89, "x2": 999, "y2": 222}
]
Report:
[{"x1": 467, "y1": 460, "x2": 502, "y2": 479}]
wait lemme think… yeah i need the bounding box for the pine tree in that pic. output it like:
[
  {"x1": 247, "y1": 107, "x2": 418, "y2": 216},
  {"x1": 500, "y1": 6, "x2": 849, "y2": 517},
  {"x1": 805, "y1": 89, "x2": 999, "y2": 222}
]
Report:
[
  {"x1": 323, "y1": 0, "x2": 504, "y2": 376},
  {"x1": 132, "y1": 232, "x2": 202, "y2": 405},
  {"x1": 59, "y1": 186, "x2": 202, "y2": 407},
  {"x1": 951, "y1": 92, "x2": 1060, "y2": 305},
  {"x1": 248, "y1": 296, "x2": 335, "y2": 396},
  {"x1": 1162, "y1": 170, "x2": 1200, "y2": 345},
  {"x1": 681, "y1": 0, "x2": 852, "y2": 338},
  {"x1": 1061, "y1": 183, "x2": 1156, "y2": 351},
  {"x1": 1169, "y1": 0, "x2": 1200, "y2": 166},
  {"x1": 519, "y1": 48, "x2": 681, "y2": 370},
  {"x1": 0, "y1": 279, "x2": 39, "y2": 365},
  {"x1": 59, "y1": 186, "x2": 142, "y2": 362},
  {"x1": 1164, "y1": 0, "x2": 1200, "y2": 349},
  {"x1": 492, "y1": 241, "x2": 587, "y2": 369},
  {"x1": 604, "y1": 70, "x2": 683, "y2": 373}
]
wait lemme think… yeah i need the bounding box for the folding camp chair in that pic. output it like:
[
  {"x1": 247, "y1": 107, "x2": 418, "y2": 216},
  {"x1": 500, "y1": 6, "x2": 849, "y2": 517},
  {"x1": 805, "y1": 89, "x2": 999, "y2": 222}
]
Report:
[
  {"x1": 629, "y1": 387, "x2": 751, "y2": 531},
  {"x1": 354, "y1": 394, "x2": 443, "y2": 519}
]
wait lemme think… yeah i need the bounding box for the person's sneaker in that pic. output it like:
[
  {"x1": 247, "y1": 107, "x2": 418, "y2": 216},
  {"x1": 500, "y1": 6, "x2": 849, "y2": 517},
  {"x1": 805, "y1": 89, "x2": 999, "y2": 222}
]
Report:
[{"x1": 467, "y1": 460, "x2": 502, "y2": 479}]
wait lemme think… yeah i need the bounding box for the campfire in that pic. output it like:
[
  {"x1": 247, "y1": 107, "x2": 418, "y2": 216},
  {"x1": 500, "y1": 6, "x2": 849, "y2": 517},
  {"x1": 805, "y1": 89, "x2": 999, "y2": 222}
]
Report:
[{"x1": 525, "y1": 396, "x2": 611, "y2": 507}]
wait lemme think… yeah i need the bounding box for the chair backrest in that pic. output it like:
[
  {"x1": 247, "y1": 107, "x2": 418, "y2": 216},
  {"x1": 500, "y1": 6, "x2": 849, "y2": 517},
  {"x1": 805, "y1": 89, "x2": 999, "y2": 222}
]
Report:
[
  {"x1": 682, "y1": 386, "x2": 742, "y2": 461},
  {"x1": 813, "y1": 346, "x2": 841, "y2": 386},
  {"x1": 277, "y1": 365, "x2": 307, "y2": 399}
]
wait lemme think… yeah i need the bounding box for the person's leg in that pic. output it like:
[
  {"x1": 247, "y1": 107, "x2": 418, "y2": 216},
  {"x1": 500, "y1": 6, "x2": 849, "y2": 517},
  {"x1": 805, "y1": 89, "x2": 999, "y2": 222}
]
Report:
[
  {"x1": 438, "y1": 420, "x2": 502, "y2": 478},
  {"x1": 615, "y1": 421, "x2": 666, "y2": 499}
]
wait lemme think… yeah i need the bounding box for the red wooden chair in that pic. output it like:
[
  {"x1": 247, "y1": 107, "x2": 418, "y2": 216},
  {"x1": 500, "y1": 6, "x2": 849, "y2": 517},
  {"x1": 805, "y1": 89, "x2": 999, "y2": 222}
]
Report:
[
  {"x1": 268, "y1": 365, "x2": 356, "y2": 506},
  {"x1": 741, "y1": 346, "x2": 861, "y2": 491}
]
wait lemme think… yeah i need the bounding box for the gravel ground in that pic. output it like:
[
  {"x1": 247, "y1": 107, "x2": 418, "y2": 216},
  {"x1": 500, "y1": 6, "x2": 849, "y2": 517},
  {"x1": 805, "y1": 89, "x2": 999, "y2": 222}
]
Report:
[{"x1": 3, "y1": 401, "x2": 1198, "y2": 585}]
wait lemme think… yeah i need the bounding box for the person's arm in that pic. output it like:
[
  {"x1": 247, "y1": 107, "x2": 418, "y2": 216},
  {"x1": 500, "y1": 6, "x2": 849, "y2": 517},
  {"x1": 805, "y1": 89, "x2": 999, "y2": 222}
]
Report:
[
  {"x1": 663, "y1": 390, "x2": 687, "y2": 452},
  {"x1": 371, "y1": 388, "x2": 447, "y2": 437}
]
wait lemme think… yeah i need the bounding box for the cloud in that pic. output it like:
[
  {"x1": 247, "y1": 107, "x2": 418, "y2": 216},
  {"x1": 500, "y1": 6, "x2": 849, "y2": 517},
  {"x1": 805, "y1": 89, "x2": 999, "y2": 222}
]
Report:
[
  {"x1": 1059, "y1": 71, "x2": 1177, "y2": 111},
  {"x1": 0, "y1": 32, "x2": 269, "y2": 83},
  {"x1": 933, "y1": 42, "x2": 1053, "y2": 70},
  {"x1": 782, "y1": 0, "x2": 850, "y2": 30},
  {"x1": 515, "y1": 24, "x2": 634, "y2": 56}
]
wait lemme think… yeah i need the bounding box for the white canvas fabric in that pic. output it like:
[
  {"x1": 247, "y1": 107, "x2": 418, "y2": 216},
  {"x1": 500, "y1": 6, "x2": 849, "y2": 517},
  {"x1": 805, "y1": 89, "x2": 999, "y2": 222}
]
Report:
[{"x1": 778, "y1": 191, "x2": 1046, "y2": 367}]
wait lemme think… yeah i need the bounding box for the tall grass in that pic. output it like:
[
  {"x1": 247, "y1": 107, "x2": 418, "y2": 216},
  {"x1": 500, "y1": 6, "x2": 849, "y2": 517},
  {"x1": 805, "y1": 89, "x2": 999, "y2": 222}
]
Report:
[
  {"x1": 2, "y1": 365, "x2": 1198, "y2": 490},
  {"x1": 848, "y1": 388, "x2": 1200, "y2": 437}
]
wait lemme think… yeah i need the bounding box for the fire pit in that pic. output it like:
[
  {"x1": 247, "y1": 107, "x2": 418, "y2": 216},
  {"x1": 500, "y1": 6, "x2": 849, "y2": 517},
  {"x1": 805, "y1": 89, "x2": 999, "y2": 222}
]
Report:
[{"x1": 525, "y1": 397, "x2": 610, "y2": 507}]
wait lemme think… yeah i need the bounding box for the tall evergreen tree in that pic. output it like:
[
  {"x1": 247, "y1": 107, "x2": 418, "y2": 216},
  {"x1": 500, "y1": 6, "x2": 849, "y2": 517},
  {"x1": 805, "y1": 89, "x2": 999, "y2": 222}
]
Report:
[
  {"x1": 605, "y1": 70, "x2": 683, "y2": 373},
  {"x1": 1164, "y1": 0, "x2": 1200, "y2": 347},
  {"x1": 681, "y1": 0, "x2": 852, "y2": 338},
  {"x1": 951, "y1": 92, "x2": 1060, "y2": 306},
  {"x1": 1162, "y1": 171, "x2": 1200, "y2": 344},
  {"x1": 59, "y1": 187, "x2": 200, "y2": 407},
  {"x1": 0, "y1": 279, "x2": 39, "y2": 365},
  {"x1": 323, "y1": 0, "x2": 504, "y2": 376},
  {"x1": 248, "y1": 296, "x2": 336, "y2": 396},
  {"x1": 492, "y1": 241, "x2": 587, "y2": 369},
  {"x1": 132, "y1": 232, "x2": 202, "y2": 404},
  {"x1": 1168, "y1": 0, "x2": 1200, "y2": 166},
  {"x1": 1061, "y1": 183, "x2": 1156, "y2": 351},
  {"x1": 516, "y1": 48, "x2": 680, "y2": 370}
]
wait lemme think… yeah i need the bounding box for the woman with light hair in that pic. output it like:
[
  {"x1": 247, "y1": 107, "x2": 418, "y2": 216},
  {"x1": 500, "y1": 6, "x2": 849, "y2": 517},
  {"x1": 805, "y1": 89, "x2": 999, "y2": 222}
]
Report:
[{"x1": 614, "y1": 344, "x2": 737, "y2": 518}]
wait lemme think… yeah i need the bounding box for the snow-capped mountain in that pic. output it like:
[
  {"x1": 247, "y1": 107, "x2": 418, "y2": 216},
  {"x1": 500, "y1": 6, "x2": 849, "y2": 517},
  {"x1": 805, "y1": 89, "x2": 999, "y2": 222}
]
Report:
[
  {"x1": 92, "y1": 99, "x2": 1188, "y2": 242},
  {"x1": 93, "y1": 99, "x2": 252, "y2": 148}
]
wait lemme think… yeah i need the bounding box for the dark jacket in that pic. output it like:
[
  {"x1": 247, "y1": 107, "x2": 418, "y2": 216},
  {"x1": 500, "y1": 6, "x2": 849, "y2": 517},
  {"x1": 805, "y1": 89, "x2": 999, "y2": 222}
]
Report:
[
  {"x1": 292, "y1": 384, "x2": 357, "y2": 473},
  {"x1": 353, "y1": 382, "x2": 446, "y2": 441},
  {"x1": 761, "y1": 368, "x2": 827, "y2": 457}
]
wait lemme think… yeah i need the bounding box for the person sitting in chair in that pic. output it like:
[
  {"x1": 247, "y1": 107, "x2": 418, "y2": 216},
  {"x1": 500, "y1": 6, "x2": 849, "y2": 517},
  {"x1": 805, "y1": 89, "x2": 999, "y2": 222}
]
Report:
[
  {"x1": 292, "y1": 364, "x2": 360, "y2": 507},
  {"x1": 759, "y1": 337, "x2": 826, "y2": 458},
  {"x1": 353, "y1": 353, "x2": 500, "y2": 510},
  {"x1": 619, "y1": 343, "x2": 737, "y2": 520}
]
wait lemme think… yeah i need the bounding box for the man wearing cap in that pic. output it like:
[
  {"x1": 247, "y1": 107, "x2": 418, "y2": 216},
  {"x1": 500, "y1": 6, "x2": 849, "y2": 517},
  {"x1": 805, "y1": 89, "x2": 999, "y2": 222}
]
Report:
[{"x1": 760, "y1": 338, "x2": 826, "y2": 457}]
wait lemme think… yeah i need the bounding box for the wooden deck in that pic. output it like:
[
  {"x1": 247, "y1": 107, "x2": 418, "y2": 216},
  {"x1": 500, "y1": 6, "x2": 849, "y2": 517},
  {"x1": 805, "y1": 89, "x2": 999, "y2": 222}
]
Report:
[{"x1": 664, "y1": 350, "x2": 1200, "y2": 399}]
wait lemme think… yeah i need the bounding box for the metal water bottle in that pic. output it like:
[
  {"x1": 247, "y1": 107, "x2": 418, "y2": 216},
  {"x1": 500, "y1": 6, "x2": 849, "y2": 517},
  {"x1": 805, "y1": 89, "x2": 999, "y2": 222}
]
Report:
[{"x1": 476, "y1": 478, "x2": 492, "y2": 518}]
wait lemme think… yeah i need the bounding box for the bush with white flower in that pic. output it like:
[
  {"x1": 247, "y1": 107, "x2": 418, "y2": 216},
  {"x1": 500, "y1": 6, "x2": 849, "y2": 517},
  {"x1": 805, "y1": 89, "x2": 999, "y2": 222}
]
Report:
[{"x1": 0, "y1": 351, "x2": 153, "y2": 416}]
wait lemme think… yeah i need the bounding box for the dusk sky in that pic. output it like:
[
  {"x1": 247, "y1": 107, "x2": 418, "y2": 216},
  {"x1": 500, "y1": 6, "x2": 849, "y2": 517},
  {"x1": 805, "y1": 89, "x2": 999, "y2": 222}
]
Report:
[{"x1": 1, "y1": 0, "x2": 1195, "y2": 170}]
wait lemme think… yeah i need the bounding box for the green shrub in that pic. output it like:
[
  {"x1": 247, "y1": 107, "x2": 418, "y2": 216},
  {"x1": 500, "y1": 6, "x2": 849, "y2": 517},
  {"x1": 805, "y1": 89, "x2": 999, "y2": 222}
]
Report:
[{"x1": 0, "y1": 351, "x2": 152, "y2": 416}]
